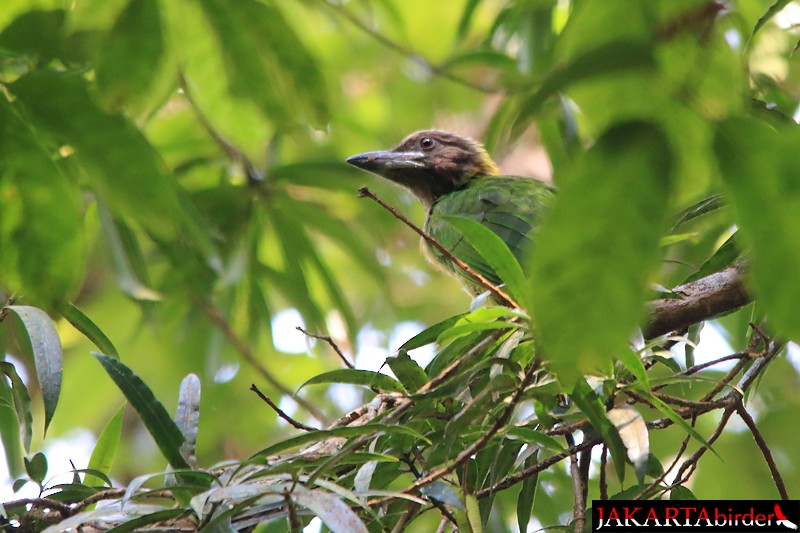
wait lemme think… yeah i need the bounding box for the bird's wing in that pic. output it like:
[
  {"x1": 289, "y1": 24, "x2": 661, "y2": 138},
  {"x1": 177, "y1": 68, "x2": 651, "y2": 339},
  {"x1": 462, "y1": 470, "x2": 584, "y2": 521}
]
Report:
[{"x1": 424, "y1": 176, "x2": 554, "y2": 293}]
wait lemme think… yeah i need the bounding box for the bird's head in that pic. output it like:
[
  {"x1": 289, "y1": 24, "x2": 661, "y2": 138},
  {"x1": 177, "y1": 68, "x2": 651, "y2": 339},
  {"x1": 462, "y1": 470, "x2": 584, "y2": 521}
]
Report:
[{"x1": 346, "y1": 130, "x2": 499, "y2": 207}]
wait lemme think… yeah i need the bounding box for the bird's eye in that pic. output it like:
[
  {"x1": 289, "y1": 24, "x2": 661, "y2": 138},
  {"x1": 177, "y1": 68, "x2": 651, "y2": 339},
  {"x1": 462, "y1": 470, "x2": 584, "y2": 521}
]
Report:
[{"x1": 419, "y1": 137, "x2": 435, "y2": 150}]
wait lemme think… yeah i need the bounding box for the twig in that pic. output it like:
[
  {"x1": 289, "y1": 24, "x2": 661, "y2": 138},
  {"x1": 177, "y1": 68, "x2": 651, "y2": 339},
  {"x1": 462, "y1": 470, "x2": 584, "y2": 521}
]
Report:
[
  {"x1": 358, "y1": 187, "x2": 521, "y2": 308},
  {"x1": 565, "y1": 433, "x2": 586, "y2": 533},
  {"x1": 194, "y1": 297, "x2": 326, "y2": 422},
  {"x1": 296, "y1": 326, "x2": 354, "y2": 369},
  {"x1": 734, "y1": 399, "x2": 789, "y2": 500},
  {"x1": 250, "y1": 384, "x2": 317, "y2": 432},
  {"x1": 673, "y1": 407, "x2": 735, "y2": 486},
  {"x1": 599, "y1": 445, "x2": 608, "y2": 500}
]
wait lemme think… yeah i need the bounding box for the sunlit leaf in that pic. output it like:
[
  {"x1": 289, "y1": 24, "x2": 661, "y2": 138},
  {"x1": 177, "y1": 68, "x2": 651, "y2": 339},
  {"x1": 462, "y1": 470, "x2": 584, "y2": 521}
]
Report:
[
  {"x1": 86, "y1": 405, "x2": 125, "y2": 487},
  {"x1": 607, "y1": 406, "x2": 648, "y2": 484}
]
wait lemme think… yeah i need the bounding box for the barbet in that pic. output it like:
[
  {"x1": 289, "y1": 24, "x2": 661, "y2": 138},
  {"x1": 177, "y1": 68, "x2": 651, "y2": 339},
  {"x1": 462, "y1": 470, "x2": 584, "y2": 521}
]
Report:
[{"x1": 346, "y1": 130, "x2": 555, "y2": 297}]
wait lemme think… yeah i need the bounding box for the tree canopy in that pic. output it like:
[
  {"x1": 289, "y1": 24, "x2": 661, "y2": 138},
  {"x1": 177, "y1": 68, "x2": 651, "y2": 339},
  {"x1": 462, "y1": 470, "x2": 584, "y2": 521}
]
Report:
[{"x1": 1, "y1": 1, "x2": 799, "y2": 532}]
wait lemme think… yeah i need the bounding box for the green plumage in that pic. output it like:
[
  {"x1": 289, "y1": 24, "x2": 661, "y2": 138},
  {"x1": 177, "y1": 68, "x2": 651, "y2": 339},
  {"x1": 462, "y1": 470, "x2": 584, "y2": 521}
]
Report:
[{"x1": 424, "y1": 175, "x2": 554, "y2": 294}]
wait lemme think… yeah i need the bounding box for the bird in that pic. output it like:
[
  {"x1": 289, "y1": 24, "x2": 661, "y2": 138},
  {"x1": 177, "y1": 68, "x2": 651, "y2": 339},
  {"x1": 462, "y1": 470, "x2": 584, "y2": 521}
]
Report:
[{"x1": 346, "y1": 130, "x2": 555, "y2": 298}]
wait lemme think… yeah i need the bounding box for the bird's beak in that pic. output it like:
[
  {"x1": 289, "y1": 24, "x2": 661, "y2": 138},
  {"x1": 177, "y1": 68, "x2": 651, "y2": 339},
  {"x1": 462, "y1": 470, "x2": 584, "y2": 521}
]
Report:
[{"x1": 346, "y1": 150, "x2": 427, "y2": 173}]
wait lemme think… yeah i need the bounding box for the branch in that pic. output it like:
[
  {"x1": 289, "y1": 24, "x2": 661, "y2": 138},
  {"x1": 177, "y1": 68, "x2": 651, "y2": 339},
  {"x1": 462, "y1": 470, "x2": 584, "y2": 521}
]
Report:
[
  {"x1": 296, "y1": 326, "x2": 354, "y2": 369},
  {"x1": 250, "y1": 384, "x2": 317, "y2": 432},
  {"x1": 645, "y1": 264, "x2": 750, "y2": 338},
  {"x1": 734, "y1": 399, "x2": 790, "y2": 500}
]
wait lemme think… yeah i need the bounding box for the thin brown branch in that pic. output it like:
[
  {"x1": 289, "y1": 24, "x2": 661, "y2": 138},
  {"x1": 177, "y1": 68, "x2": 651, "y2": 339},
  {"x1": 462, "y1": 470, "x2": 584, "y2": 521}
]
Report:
[
  {"x1": 734, "y1": 399, "x2": 789, "y2": 500},
  {"x1": 296, "y1": 326, "x2": 354, "y2": 369},
  {"x1": 565, "y1": 433, "x2": 586, "y2": 533},
  {"x1": 358, "y1": 187, "x2": 521, "y2": 309},
  {"x1": 645, "y1": 265, "x2": 750, "y2": 338},
  {"x1": 250, "y1": 384, "x2": 317, "y2": 432},
  {"x1": 194, "y1": 297, "x2": 326, "y2": 422},
  {"x1": 599, "y1": 445, "x2": 608, "y2": 500},
  {"x1": 673, "y1": 407, "x2": 736, "y2": 486}
]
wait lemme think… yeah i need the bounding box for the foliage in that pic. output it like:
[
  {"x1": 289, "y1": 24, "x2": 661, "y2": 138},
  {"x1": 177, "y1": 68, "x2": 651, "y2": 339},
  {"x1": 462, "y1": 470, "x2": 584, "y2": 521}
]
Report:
[{"x1": 1, "y1": 0, "x2": 799, "y2": 531}]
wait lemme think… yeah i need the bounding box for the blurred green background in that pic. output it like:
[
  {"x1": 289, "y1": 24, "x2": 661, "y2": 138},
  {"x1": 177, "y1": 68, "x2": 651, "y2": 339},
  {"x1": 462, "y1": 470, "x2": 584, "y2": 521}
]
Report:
[{"x1": 1, "y1": 0, "x2": 799, "y2": 528}]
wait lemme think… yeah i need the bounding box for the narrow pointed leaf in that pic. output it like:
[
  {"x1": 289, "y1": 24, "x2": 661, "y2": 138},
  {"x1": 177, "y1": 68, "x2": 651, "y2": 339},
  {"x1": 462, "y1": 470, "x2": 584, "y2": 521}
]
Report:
[
  {"x1": 571, "y1": 379, "x2": 627, "y2": 482},
  {"x1": 443, "y1": 215, "x2": 530, "y2": 310},
  {"x1": 86, "y1": 405, "x2": 125, "y2": 486},
  {"x1": 300, "y1": 369, "x2": 404, "y2": 393},
  {"x1": 0, "y1": 362, "x2": 32, "y2": 453},
  {"x1": 62, "y1": 302, "x2": 119, "y2": 358},
  {"x1": 6, "y1": 306, "x2": 62, "y2": 434},
  {"x1": 93, "y1": 354, "x2": 189, "y2": 470}
]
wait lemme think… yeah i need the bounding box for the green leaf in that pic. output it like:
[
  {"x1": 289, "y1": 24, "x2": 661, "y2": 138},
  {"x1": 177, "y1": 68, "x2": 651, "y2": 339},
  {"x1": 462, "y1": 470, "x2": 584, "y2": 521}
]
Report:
[
  {"x1": 398, "y1": 314, "x2": 465, "y2": 352},
  {"x1": 95, "y1": 0, "x2": 168, "y2": 112},
  {"x1": 96, "y1": 205, "x2": 162, "y2": 302},
  {"x1": 251, "y1": 425, "x2": 430, "y2": 459},
  {"x1": 9, "y1": 70, "x2": 214, "y2": 259},
  {"x1": 570, "y1": 379, "x2": 628, "y2": 482},
  {"x1": 751, "y1": 0, "x2": 791, "y2": 38},
  {"x1": 0, "y1": 97, "x2": 84, "y2": 306},
  {"x1": 61, "y1": 302, "x2": 119, "y2": 359},
  {"x1": 198, "y1": 0, "x2": 327, "y2": 125},
  {"x1": 93, "y1": 353, "x2": 189, "y2": 470},
  {"x1": 715, "y1": 118, "x2": 800, "y2": 341},
  {"x1": 24, "y1": 451, "x2": 47, "y2": 484},
  {"x1": 443, "y1": 216, "x2": 531, "y2": 310},
  {"x1": 529, "y1": 121, "x2": 673, "y2": 383},
  {"x1": 86, "y1": 405, "x2": 125, "y2": 487},
  {"x1": 640, "y1": 390, "x2": 717, "y2": 458},
  {"x1": 685, "y1": 233, "x2": 739, "y2": 283},
  {"x1": 516, "y1": 451, "x2": 538, "y2": 533},
  {"x1": 670, "y1": 485, "x2": 697, "y2": 500},
  {"x1": 386, "y1": 352, "x2": 428, "y2": 393},
  {"x1": 506, "y1": 40, "x2": 655, "y2": 144},
  {"x1": 504, "y1": 427, "x2": 565, "y2": 453},
  {"x1": 0, "y1": 9, "x2": 65, "y2": 63},
  {"x1": 5, "y1": 306, "x2": 62, "y2": 434},
  {"x1": 0, "y1": 362, "x2": 32, "y2": 454},
  {"x1": 299, "y1": 369, "x2": 404, "y2": 393}
]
